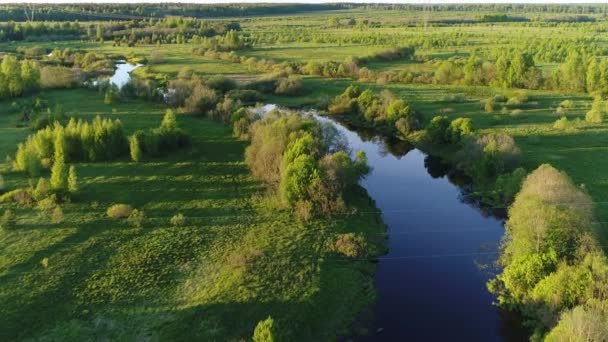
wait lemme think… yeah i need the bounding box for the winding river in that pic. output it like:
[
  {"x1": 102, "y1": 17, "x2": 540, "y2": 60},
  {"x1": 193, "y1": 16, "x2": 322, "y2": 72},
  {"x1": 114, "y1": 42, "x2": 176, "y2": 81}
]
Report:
[
  {"x1": 109, "y1": 60, "x2": 524, "y2": 339},
  {"x1": 314, "y1": 116, "x2": 528, "y2": 341}
]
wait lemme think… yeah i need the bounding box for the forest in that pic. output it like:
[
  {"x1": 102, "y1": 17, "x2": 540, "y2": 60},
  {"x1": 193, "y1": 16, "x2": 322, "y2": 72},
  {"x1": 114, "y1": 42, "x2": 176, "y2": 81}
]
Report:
[{"x1": 1, "y1": 2, "x2": 608, "y2": 341}]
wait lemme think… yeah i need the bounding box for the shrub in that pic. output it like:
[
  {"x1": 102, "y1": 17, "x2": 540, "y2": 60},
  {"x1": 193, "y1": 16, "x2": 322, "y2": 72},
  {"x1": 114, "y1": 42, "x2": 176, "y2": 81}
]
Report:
[
  {"x1": 32, "y1": 178, "x2": 51, "y2": 201},
  {"x1": 51, "y1": 206, "x2": 64, "y2": 224},
  {"x1": 0, "y1": 174, "x2": 4, "y2": 193},
  {"x1": 253, "y1": 316, "x2": 278, "y2": 342},
  {"x1": 333, "y1": 233, "x2": 367, "y2": 258},
  {"x1": 40, "y1": 66, "x2": 75, "y2": 89},
  {"x1": 545, "y1": 306, "x2": 608, "y2": 341},
  {"x1": 494, "y1": 167, "x2": 527, "y2": 204},
  {"x1": 170, "y1": 213, "x2": 186, "y2": 227},
  {"x1": 226, "y1": 89, "x2": 262, "y2": 105},
  {"x1": 1, "y1": 209, "x2": 16, "y2": 230},
  {"x1": 184, "y1": 84, "x2": 217, "y2": 115},
  {"x1": 559, "y1": 99, "x2": 575, "y2": 110},
  {"x1": 275, "y1": 77, "x2": 303, "y2": 95},
  {"x1": 68, "y1": 165, "x2": 78, "y2": 193},
  {"x1": 107, "y1": 204, "x2": 133, "y2": 219},
  {"x1": 127, "y1": 209, "x2": 145, "y2": 228},
  {"x1": 13, "y1": 189, "x2": 34, "y2": 206},
  {"x1": 585, "y1": 109, "x2": 604, "y2": 124},
  {"x1": 205, "y1": 76, "x2": 237, "y2": 93},
  {"x1": 483, "y1": 98, "x2": 495, "y2": 113},
  {"x1": 510, "y1": 109, "x2": 524, "y2": 117},
  {"x1": 129, "y1": 134, "x2": 143, "y2": 162},
  {"x1": 448, "y1": 117, "x2": 474, "y2": 143},
  {"x1": 461, "y1": 133, "x2": 521, "y2": 178},
  {"x1": 426, "y1": 116, "x2": 450, "y2": 144}
]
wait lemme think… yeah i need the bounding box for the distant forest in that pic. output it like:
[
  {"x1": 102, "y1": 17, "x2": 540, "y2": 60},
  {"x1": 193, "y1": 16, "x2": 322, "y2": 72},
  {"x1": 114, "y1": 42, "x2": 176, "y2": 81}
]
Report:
[{"x1": 0, "y1": 3, "x2": 606, "y2": 22}]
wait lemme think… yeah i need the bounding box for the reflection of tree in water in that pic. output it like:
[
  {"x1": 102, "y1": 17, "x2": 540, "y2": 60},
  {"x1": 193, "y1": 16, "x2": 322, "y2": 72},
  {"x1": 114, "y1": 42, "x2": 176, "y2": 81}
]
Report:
[
  {"x1": 423, "y1": 155, "x2": 508, "y2": 219},
  {"x1": 424, "y1": 154, "x2": 451, "y2": 179}
]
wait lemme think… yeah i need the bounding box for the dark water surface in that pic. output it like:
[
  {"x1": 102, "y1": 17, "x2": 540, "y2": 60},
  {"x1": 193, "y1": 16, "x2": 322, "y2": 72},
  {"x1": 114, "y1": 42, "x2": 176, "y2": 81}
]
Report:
[{"x1": 314, "y1": 115, "x2": 527, "y2": 341}]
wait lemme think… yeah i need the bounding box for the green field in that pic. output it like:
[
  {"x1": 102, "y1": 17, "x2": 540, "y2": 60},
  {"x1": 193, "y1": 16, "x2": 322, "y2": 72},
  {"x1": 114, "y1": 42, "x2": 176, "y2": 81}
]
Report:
[
  {"x1": 0, "y1": 89, "x2": 385, "y2": 340},
  {"x1": 3, "y1": 3, "x2": 608, "y2": 340}
]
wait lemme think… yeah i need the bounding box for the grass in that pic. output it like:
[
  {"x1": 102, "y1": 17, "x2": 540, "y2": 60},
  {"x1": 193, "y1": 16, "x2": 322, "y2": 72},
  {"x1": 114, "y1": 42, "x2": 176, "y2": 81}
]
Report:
[{"x1": 0, "y1": 89, "x2": 386, "y2": 341}]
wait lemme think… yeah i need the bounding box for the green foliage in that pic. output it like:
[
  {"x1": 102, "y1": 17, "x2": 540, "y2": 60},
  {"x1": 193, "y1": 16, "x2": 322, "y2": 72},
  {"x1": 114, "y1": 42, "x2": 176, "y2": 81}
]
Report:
[
  {"x1": 545, "y1": 306, "x2": 608, "y2": 341},
  {"x1": 585, "y1": 97, "x2": 604, "y2": 124},
  {"x1": 253, "y1": 316, "x2": 278, "y2": 342},
  {"x1": 494, "y1": 167, "x2": 527, "y2": 204},
  {"x1": 0, "y1": 209, "x2": 16, "y2": 230},
  {"x1": 32, "y1": 178, "x2": 51, "y2": 201},
  {"x1": 107, "y1": 204, "x2": 133, "y2": 219},
  {"x1": 170, "y1": 213, "x2": 186, "y2": 227},
  {"x1": 132, "y1": 110, "x2": 191, "y2": 158},
  {"x1": 68, "y1": 165, "x2": 78, "y2": 193},
  {"x1": 50, "y1": 127, "x2": 68, "y2": 192},
  {"x1": 51, "y1": 206, "x2": 64, "y2": 225},
  {"x1": 129, "y1": 134, "x2": 142, "y2": 162},
  {"x1": 333, "y1": 233, "x2": 367, "y2": 258},
  {"x1": 460, "y1": 133, "x2": 521, "y2": 179},
  {"x1": 275, "y1": 76, "x2": 303, "y2": 95},
  {"x1": 127, "y1": 209, "x2": 146, "y2": 228}
]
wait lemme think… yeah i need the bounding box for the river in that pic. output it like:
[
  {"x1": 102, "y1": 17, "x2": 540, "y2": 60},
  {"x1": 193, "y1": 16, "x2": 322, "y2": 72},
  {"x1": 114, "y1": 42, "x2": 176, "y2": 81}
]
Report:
[
  {"x1": 313, "y1": 115, "x2": 528, "y2": 341},
  {"x1": 100, "y1": 61, "x2": 142, "y2": 89}
]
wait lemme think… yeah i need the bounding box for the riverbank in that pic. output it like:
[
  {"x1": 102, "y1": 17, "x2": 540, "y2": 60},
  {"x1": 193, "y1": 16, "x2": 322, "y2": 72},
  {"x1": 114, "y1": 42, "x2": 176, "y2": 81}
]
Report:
[{"x1": 0, "y1": 89, "x2": 388, "y2": 341}]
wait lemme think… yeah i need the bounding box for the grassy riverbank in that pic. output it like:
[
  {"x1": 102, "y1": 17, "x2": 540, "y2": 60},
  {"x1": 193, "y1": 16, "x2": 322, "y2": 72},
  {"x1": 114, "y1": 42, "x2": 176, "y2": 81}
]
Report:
[{"x1": 0, "y1": 89, "x2": 386, "y2": 340}]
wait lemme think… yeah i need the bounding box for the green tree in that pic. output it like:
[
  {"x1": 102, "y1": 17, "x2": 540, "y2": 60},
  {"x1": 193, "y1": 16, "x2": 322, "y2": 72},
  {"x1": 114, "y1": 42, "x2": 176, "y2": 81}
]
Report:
[
  {"x1": 50, "y1": 127, "x2": 68, "y2": 191},
  {"x1": 586, "y1": 58, "x2": 600, "y2": 93},
  {"x1": 253, "y1": 316, "x2": 278, "y2": 342},
  {"x1": 68, "y1": 165, "x2": 78, "y2": 193},
  {"x1": 545, "y1": 306, "x2": 608, "y2": 342},
  {"x1": 160, "y1": 109, "x2": 178, "y2": 131},
  {"x1": 129, "y1": 134, "x2": 143, "y2": 162},
  {"x1": 20, "y1": 59, "x2": 40, "y2": 92},
  {"x1": 1, "y1": 55, "x2": 23, "y2": 96}
]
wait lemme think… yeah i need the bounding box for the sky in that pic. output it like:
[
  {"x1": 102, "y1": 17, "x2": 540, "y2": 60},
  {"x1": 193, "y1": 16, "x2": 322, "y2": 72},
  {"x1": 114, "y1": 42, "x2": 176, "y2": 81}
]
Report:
[{"x1": 1, "y1": 0, "x2": 607, "y2": 4}]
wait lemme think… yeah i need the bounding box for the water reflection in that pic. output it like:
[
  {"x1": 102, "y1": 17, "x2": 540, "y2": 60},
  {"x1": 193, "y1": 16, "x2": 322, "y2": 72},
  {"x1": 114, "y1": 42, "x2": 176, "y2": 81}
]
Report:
[{"x1": 314, "y1": 114, "x2": 527, "y2": 341}]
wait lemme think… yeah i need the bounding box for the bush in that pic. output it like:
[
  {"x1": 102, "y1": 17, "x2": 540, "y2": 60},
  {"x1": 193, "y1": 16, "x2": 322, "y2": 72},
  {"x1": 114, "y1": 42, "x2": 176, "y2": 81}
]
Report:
[
  {"x1": 205, "y1": 76, "x2": 237, "y2": 93},
  {"x1": 461, "y1": 133, "x2": 521, "y2": 178},
  {"x1": 51, "y1": 206, "x2": 64, "y2": 224},
  {"x1": 1, "y1": 209, "x2": 16, "y2": 230},
  {"x1": 107, "y1": 204, "x2": 133, "y2": 219},
  {"x1": 226, "y1": 89, "x2": 262, "y2": 105},
  {"x1": 333, "y1": 233, "x2": 367, "y2": 258},
  {"x1": 170, "y1": 213, "x2": 186, "y2": 227},
  {"x1": 483, "y1": 98, "x2": 495, "y2": 113},
  {"x1": 275, "y1": 77, "x2": 303, "y2": 95},
  {"x1": 40, "y1": 66, "x2": 75, "y2": 89},
  {"x1": 127, "y1": 209, "x2": 145, "y2": 228},
  {"x1": 559, "y1": 99, "x2": 575, "y2": 110},
  {"x1": 585, "y1": 109, "x2": 604, "y2": 124},
  {"x1": 0, "y1": 174, "x2": 4, "y2": 193},
  {"x1": 545, "y1": 306, "x2": 608, "y2": 341},
  {"x1": 253, "y1": 316, "x2": 278, "y2": 342}
]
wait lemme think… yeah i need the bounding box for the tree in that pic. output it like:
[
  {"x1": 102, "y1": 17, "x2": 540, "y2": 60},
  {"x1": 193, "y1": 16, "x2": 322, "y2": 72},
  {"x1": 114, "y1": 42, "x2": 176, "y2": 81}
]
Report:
[
  {"x1": 160, "y1": 109, "x2": 178, "y2": 131},
  {"x1": 253, "y1": 316, "x2": 278, "y2": 342},
  {"x1": 586, "y1": 58, "x2": 600, "y2": 93},
  {"x1": 1, "y1": 55, "x2": 23, "y2": 96},
  {"x1": 20, "y1": 59, "x2": 40, "y2": 92},
  {"x1": 129, "y1": 134, "x2": 142, "y2": 162},
  {"x1": 545, "y1": 306, "x2": 608, "y2": 342},
  {"x1": 585, "y1": 97, "x2": 604, "y2": 123},
  {"x1": 68, "y1": 165, "x2": 78, "y2": 193},
  {"x1": 562, "y1": 50, "x2": 586, "y2": 92},
  {"x1": 50, "y1": 126, "x2": 68, "y2": 191}
]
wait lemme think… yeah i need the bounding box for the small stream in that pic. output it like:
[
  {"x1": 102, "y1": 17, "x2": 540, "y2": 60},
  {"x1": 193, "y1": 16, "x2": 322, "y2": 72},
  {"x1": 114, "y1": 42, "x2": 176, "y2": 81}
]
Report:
[
  {"x1": 312, "y1": 115, "x2": 528, "y2": 341},
  {"x1": 97, "y1": 61, "x2": 142, "y2": 89}
]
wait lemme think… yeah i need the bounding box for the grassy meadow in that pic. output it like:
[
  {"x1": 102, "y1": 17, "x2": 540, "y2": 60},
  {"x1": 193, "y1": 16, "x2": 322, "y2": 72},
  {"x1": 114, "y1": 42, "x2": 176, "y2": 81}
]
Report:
[
  {"x1": 2, "y1": 3, "x2": 608, "y2": 340},
  {"x1": 0, "y1": 89, "x2": 385, "y2": 340}
]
